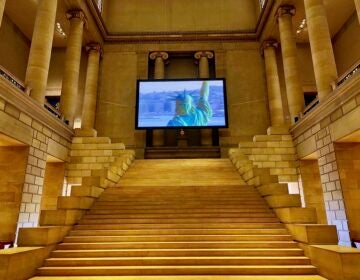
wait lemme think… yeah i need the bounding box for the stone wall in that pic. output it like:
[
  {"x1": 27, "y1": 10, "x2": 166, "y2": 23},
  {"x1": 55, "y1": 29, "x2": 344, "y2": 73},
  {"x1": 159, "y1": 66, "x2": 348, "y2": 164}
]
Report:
[
  {"x1": 95, "y1": 42, "x2": 269, "y2": 152},
  {"x1": 0, "y1": 79, "x2": 72, "y2": 239},
  {"x1": 292, "y1": 72, "x2": 360, "y2": 245}
]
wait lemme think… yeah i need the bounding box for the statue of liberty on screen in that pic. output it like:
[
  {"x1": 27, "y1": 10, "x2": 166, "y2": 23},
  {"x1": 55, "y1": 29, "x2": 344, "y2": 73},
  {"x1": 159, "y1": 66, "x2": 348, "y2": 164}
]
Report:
[{"x1": 167, "y1": 81, "x2": 212, "y2": 127}]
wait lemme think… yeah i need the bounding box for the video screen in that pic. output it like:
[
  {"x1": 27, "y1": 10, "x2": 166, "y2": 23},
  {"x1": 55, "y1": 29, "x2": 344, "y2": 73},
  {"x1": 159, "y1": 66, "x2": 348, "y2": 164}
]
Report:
[{"x1": 135, "y1": 79, "x2": 228, "y2": 129}]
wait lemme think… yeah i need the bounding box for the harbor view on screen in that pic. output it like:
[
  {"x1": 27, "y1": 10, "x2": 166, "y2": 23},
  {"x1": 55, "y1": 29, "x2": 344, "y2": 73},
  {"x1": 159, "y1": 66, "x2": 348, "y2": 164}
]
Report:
[{"x1": 136, "y1": 79, "x2": 227, "y2": 128}]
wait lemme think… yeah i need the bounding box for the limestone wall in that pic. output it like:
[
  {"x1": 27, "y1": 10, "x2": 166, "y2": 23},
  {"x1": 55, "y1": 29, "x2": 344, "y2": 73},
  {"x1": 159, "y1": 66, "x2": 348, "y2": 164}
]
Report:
[
  {"x1": 103, "y1": 0, "x2": 257, "y2": 33},
  {"x1": 95, "y1": 41, "x2": 269, "y2": 150},
  {"x1": 0, "y1": 78, "x2": 72, "y2": 239},
  {"x1": 333, "y1": 13, "x2": 360, "y2": 76},
  {"x1": 291, "y1": 72, "x2": 360, "y2": 245},
  {"x1": 0, "y1": 15, "x2": 30, "y2": 81}
]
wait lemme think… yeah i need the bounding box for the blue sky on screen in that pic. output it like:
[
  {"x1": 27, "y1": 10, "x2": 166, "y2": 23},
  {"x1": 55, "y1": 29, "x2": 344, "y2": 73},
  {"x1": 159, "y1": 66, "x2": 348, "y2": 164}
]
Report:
[{"x1": 139, "y1": 80, "x2": 223, "y2": 94}]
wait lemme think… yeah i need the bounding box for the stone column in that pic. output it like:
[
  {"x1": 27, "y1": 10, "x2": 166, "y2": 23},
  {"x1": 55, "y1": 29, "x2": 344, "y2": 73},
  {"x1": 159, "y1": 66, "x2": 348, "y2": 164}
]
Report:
[
  {"x1": 277, "y1": 5, "x2": 304, "y2": 123},
  {"x1": 0, "y1": 0, "x2": 6, "y2": 28},
  {"x1": 60, "y1": 10, "x2": 87, "y2": 126},
  {"x1": 81, "y1": 43, "x2": 102, "y2": 130},
  {"x1": 195, "y1": 51, "x2": 214, "y2": 146},
  {"x1": 261, "y1": 40, "x2": 285, "y2": 126},
  {"x1": 304, "y1": 0, "x2": 337, "y2": 100},
  {"x1": 194, "y1": 51, "x2": 214, "y2": 78},
  {"x1": 149, "y1": 52, "x2": 169, "y2": 146},
  {"x1": 355, "y1": 0, "x2": 360, "y2": 23},
  {"x1": 150, "y1": 51, "x2": 168, "y2": 79},
  {"x1": 25, "y1": 0, "x2": 57, "y2": 104}
]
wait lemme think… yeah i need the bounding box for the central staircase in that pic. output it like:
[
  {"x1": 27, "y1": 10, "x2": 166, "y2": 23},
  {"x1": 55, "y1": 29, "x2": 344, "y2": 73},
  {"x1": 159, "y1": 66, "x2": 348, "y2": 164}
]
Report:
[{"x1": 31, "y1": 159, "x2": 326, "y2": 279}]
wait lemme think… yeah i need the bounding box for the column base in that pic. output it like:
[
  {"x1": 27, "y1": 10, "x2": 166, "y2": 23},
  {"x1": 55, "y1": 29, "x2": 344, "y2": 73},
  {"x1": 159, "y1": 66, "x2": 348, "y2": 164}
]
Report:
[{"x1": 74, "y1": 128, "x2": 98, "y2": 137}]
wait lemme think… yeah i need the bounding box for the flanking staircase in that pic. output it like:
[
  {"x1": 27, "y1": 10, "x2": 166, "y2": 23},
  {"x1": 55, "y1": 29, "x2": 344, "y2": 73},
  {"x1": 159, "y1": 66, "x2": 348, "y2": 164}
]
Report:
[{"x1": 30, "y1": 159, "x2": 326, "y2": 279}]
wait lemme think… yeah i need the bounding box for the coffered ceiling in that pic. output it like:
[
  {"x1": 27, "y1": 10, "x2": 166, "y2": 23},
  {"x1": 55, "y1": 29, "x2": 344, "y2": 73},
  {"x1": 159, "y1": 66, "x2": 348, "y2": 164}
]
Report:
[{"x1": 3, "y1": 0, "x2": 357, "y2": 46}]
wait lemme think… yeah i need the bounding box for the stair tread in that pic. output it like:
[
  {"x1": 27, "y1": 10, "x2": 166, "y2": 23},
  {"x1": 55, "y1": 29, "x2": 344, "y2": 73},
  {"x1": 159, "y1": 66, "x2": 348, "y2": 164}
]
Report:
[{"x1": 30, "y1": 276, "x2": 328, "y2": 280}]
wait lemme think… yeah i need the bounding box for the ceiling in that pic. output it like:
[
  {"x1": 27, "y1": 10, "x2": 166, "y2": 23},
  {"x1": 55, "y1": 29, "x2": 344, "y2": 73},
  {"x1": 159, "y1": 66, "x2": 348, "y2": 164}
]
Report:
[{"x1": 3, "y1": 0, "x2": 357, "y2": 46}]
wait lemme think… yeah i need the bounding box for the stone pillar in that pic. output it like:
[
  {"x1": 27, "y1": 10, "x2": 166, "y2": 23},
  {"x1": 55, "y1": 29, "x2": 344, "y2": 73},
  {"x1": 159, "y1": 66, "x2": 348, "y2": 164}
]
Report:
[
  {"x1": 261, "y1": 40, "x2": 285, "y2": 126},
  {"x1": 25, "y1": 0, "x2": 57, "y2": 104},
  {"x1": 149, "y1": 52, "x2": 169, "y2": 146},
  {"x1": 194, "y1": 51, "x2": 214, "y2": 146},
  {"x1": 194, "y1": 51, "x2": 214, "y2": 78},
  {"x1": 304, "y1": 0, "x2": 337, "y2": 100},
  {"x1": 277, "y1": 5, "x2": 304, "y2": 123},
  {"x1": 60, "y1": 10, "x2": 86, "y2": 126},
  {"x1": 355, "y1": 0, "x2": 360, "y2": 23},
  {"x1": 149, "y1": 51, "x2": 168, "y2": 79},
  {"x1": 81, "y1": 43, "x2": 102, "y2": 130},
  {"x1": 0, "y1": 0, "x2": 6, "y2": 28}
]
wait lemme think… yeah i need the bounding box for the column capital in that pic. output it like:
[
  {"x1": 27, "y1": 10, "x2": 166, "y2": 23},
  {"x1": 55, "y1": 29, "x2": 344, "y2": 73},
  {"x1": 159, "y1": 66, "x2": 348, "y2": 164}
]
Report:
[
  {"x1": 194, "y1": 51, "x2": 214, "y2": 60},
  {"x1": 149, "y1": 51, "x2": 169, "y2": 61},
  {"x1": 260, "y1": 39, "x2": 279, "y2": 56},
  {"x1": 66, "y1": 10, "x2": 88, "y2": 28},
  {"x1": 276, "y1": 5, "x2": 296, "y2": 19},
  {"x1": 86, "y1": 43, "x2": 103, "y2": 58}
]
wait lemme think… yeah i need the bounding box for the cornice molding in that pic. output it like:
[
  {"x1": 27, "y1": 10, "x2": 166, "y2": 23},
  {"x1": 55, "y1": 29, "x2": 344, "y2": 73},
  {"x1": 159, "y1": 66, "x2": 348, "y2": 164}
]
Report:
[{"x1": 0, "y1": 78, "x2": 74, "y2": 141}]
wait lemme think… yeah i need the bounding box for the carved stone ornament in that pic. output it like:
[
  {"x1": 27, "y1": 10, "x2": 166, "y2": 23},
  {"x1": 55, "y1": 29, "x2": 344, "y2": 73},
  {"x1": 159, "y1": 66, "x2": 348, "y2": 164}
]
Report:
[{"x1": 149, "y1": 52, "x2": 169, "y2": 61}]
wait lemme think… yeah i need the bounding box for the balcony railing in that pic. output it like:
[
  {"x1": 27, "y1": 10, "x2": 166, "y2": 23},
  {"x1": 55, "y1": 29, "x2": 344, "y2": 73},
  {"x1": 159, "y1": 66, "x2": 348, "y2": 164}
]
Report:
[
  {"x1": 0, "y1": 65, "x2": 65, "y2": 123},
  {"x1": 298, "y1": 60, "x2": 360, "y2": 121},
  {"x1": 337, "y1": 60, "x2": 360, "y2": 87},
  {"x1": 0, "y1": 65, "x2": 25, "y2": 91}
]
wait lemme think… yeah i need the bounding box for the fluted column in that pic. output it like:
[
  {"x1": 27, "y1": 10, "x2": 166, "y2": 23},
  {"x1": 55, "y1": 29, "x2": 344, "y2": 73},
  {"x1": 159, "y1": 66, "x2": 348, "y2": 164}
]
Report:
[
  {"x1": 0, "y1": 0, "x2": 6, "y2": 27},
  {"x1": 60, "y1": 10, "x2": 86, "y2": 126},
  {"x1": 149, "y1": 52, "x2": 168, "y2": 79},
  {"x1": 304, "y1": 0, "x2": 337, "y2": 100},
  {"x1": 81, "y1": 43, "x2": 102, "y2": 130},
  {"x1": 25, "y1": 0, "x2": 57, "y2": 104},
  {"x1": 261, "y1": 40, "x2": 285, "y2": 126},
  {"x1": 195, "y1": 51, "x2": 214, "y2": 146},
  {"x1": 149, "y1": 52, "x2": 169, "y2": 147},
  {"x1": 355, "y1": 0, "x2": 360, "y2": 23},
  {"x1": 194, "y1": 51, "x2": 214, "y2": 78},
  {"x1": 277, "y1": 5, "x2": 304, "y2": 123}
]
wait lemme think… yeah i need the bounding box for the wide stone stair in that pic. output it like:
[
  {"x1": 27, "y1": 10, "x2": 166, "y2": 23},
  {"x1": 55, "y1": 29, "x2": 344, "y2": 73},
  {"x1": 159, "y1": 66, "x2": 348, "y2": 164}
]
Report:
[{"x1": 31, "y1": 159, "x2": 326, "y2": 279}]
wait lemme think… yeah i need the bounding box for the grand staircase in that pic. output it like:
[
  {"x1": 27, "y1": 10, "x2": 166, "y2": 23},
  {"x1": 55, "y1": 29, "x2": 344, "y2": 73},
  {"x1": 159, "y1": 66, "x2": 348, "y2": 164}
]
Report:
[{"x1": 31, "y1": 159, "x2": 326, "y2": 279}]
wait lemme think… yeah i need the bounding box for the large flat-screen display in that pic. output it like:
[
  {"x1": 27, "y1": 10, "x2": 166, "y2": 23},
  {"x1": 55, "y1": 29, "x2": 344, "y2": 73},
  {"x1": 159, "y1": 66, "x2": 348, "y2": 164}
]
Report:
[{"x1": 135, "y1": 79, "x2": 228, "y2": 129}]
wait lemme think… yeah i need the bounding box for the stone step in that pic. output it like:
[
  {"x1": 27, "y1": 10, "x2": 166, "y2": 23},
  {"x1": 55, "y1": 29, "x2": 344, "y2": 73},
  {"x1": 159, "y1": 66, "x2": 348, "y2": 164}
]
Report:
[
  {"x1": 117, "y1": 179, "x2": 246, "y2": 187},
  {"x1": 62, "y1": 234, "x2": 292, "y2": 243},
  {"x1": 30, "y1": 275, "x2": 328, "y2": 280},
  {"x1": 88, "y1": 207, "x2": 272, "y2": 214},
  {"x1": 77, "y1": 217, "x2": 280, "y2": 225},
  {"x1": 37, "y1": 265, "x2": 317, "y2": 276},
  {"x1": 70, "y1": 156, "x2": 116, "y2": 164},
  {"x1": 50, "y1": 248, "x2": 305, "y2": 258},
  {"x1": 56, "y1": 241, "x2": 300, "y2": 250},
  {"x1": 253, "y1": 135, "x2": 293, "y2": 142},
  {"x1": 238, "y1": 141, "x2": 294, "y2": 148},
  {"x1": 239, "y1": 147, "x2": 296, "y2": 156},
  {"x1": 70, "y1": 150, "x2": 114, "y2": 157},
  {"x1": 70, "y1": 143, "x2": 125, "y2": 150},
  {"x1": 94, "y1": 198, "x2": 269, "y2": 204},
  {"x1": 82, "y1": 213, "x2": 276, "y2": 219},
  {"x1": 104, "y1": 185, "x2": 254, "y2": 193},
  {"x1": 44, "y1": 256, "x2": 310, "y2": 267},
  {"x1": 67, "y1": 163, "x2": 111, "y2": 170},
  {"x1": 68, "y1": 229, "x2": 289, "y2": 236},
  {"x1": 73, "y1": 223, "x2": 285, "y2": 230},
  {"x1": 72, "y1": 137, "x2": 111, "y2": 144}
]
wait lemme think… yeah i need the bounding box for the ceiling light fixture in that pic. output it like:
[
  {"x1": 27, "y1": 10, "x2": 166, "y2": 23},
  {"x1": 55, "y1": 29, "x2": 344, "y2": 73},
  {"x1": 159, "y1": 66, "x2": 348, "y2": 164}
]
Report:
[
  {"x1": 296, "y1": 18, "x2": 307, "y2": 35},
  {"x1": 56, "y1": 22, "x2": 67, "y2": 38}
]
